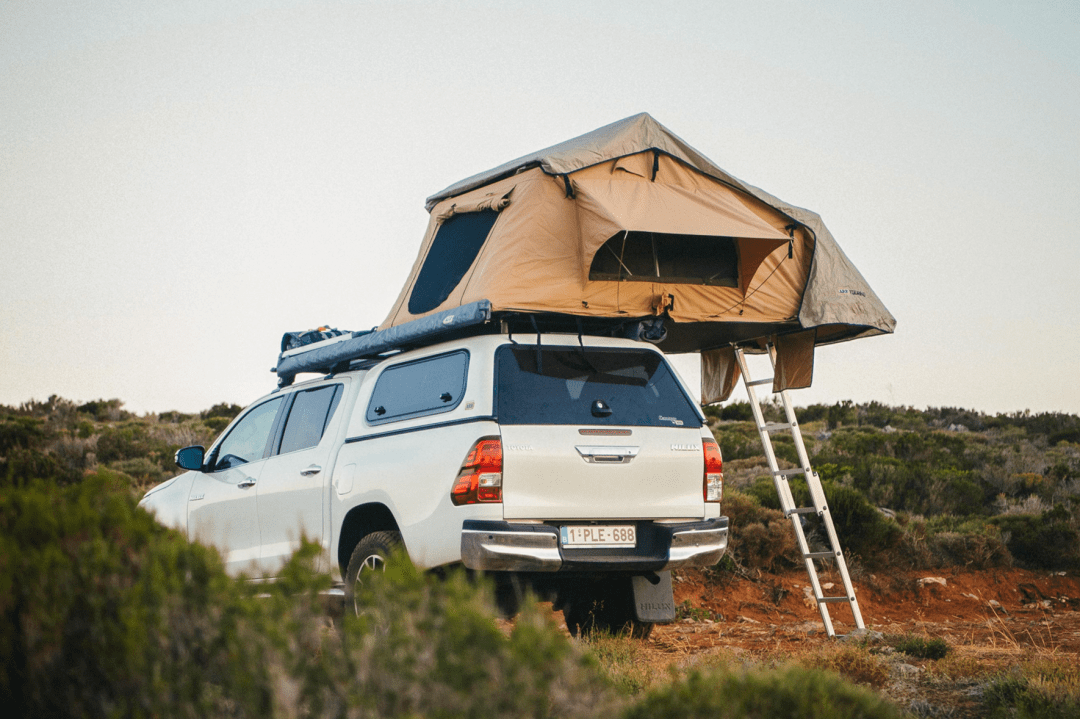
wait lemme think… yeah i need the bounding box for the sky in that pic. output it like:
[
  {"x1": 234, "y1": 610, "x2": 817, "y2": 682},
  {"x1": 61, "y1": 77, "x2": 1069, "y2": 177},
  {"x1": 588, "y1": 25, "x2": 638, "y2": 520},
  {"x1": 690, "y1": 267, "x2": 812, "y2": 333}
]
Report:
[{"x1": 2, "y1": 0, "x2": 1079, "y2": 416}]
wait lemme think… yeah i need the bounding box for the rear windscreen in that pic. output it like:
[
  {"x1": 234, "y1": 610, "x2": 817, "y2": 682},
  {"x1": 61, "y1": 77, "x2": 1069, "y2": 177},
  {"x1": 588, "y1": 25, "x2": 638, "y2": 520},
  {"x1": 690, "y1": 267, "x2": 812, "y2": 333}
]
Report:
[{"x1": 495, "y1": 345, "x2": 702, "y2": 427}]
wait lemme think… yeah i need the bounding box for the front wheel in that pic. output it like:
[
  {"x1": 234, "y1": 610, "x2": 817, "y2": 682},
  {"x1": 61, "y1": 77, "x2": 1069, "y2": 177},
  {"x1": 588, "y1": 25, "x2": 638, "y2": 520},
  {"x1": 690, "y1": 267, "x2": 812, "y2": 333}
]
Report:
[{"x1": 344, "y1": 530, "x2": 402, "y2": 615}]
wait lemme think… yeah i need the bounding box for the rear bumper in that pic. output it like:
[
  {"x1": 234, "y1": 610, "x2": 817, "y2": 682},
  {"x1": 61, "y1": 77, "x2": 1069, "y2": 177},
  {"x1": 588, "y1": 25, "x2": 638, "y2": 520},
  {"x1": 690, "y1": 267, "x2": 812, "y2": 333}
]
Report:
[{"x1": 460, "y1": 517, "x2": 728, "y2": 573}]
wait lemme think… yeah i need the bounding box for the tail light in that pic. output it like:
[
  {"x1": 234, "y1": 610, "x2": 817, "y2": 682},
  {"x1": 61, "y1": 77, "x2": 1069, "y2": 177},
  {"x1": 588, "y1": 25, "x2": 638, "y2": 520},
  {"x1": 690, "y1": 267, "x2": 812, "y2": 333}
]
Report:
[
  {"x1": 451, "y1": 437, "x2": 503, "y2": 505},
  {"x1": 703, "y1": 439, "x2": 723, "y2": 503}
]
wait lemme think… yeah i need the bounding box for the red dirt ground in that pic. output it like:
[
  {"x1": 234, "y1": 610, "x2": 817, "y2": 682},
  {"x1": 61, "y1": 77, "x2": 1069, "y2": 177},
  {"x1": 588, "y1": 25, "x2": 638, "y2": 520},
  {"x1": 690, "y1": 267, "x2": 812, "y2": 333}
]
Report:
[
  {"x1": 663, "y1": 565, "x2": 1080, "y2": 652},
  {"x1": 620, "y1": 566, "x2": 1080, "y2": 717}
]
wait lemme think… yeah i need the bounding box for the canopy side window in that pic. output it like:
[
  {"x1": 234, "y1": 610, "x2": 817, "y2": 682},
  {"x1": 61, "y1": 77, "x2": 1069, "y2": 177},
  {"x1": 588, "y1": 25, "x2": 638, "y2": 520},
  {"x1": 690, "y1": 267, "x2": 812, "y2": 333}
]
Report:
[
  {"x1": 408, "y1": 209, "x2": 501, "y2": 315},
  {"x1": 588, "y1": 231, "x2": 739, "y2": 287}
]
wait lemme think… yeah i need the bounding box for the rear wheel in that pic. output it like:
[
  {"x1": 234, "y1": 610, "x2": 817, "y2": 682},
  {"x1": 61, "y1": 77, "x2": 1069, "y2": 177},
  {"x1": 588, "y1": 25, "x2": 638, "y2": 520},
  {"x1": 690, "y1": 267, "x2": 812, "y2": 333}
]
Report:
[
  {"x1": 561, "y1": 578, "x2": 653, "y2": 640},
  {"x1": 344, "y1": 530, "x2": 402, "y2": 615}
]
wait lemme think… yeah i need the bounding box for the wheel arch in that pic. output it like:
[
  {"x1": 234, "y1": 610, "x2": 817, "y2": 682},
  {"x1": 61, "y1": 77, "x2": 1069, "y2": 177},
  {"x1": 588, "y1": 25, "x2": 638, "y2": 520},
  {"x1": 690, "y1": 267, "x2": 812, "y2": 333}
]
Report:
[{"x1": 337, "y1": 502, "x2": 400, "y2": 575}]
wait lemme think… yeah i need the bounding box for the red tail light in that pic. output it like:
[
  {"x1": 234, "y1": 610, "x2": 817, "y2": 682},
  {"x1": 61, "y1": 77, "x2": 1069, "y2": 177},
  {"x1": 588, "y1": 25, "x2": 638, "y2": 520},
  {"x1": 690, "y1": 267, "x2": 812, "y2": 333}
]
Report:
[
  {"x1": 703, "y1": 439, "x2": 723, "y2": 503},
  {"x1": 451, "y1": 437, "x2": 503, "y2": 505}
]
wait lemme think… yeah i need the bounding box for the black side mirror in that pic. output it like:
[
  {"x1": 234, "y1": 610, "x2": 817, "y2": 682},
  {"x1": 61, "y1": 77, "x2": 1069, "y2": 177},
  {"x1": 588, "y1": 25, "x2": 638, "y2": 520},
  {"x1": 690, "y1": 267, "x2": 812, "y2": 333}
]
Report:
[{"x1": 175, "y1": 445, "x2": 206, "y2": 471}]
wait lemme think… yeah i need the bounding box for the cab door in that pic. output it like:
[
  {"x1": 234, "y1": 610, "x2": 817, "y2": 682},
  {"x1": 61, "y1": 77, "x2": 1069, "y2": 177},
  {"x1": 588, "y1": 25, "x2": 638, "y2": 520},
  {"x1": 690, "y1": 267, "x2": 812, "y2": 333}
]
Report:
[
  {"x1": 187, "y1": 396, "x2": 285, "y2": 576},
  {"x1": 255, "y1": 382, "x2": 346, "y2": 574}
]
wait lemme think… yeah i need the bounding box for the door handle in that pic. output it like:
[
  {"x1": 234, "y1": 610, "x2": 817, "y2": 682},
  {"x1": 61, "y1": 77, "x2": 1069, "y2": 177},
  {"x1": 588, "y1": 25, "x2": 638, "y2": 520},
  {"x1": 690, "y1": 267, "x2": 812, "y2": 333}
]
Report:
[
  {"x1": 300, "y1": 464, "x2": 322, "y2": 476},
  {"x1": 237, "y1": 477, "x2": 256, "y2": 488}
]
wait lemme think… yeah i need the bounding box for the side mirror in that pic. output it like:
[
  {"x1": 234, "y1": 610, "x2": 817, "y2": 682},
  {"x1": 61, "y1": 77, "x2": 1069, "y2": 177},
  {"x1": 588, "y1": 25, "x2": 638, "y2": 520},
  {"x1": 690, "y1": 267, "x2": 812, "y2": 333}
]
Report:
[{"x1": 175, "y1": 445, "x2": 206, "y2": 471}]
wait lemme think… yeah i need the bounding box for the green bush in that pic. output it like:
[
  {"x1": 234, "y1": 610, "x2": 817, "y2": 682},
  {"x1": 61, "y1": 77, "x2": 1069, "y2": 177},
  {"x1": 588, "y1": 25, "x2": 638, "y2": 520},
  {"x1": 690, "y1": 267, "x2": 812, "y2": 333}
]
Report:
[
  {"x1": 201, "y1": 402, "x2": 243, "y2": 421},
  {"x1": 1, "y1": 447, "x2": 81, "y2": 487},
  {"x1": 890, "y1": 634, "x2": 949, "y2": 660},
  {"x1": 0, "y1": 472, "x2": 282, "y2": 717},
  {"x1": 344, "y1": 548, "x2": 612, "y2": 719},
  {"x1": 623, "y1": 664, "x2": 903, "y2": 719},
  {"x1": 982, "y1": 660, "x2": 1080, "y2": 719},
  {"x1": 0, "y1": 473, "x2": 616, "y2": 719},
  {"x1": 991, "y1": 507, "x2": 1080, "y2": 570},
  {"x1": 746, "y1": 478, "x2": 900, "y2": 562},
  {"x1": 722, "y1": 490, "x2": 798, "y2": 571},
  {"x1": 0, "y1": 416, "x2": 48, "y2": 453}
]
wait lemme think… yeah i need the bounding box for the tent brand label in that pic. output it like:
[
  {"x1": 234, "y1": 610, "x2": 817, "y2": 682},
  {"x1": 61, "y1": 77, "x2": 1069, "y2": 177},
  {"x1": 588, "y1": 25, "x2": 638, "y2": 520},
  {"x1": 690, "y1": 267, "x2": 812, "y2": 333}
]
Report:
[
  {"x1": 839, "y1": 288, "x2": 867, "y2": 297},
  {"x1": 442, "y1": 315, "x2": 455, "y2": 325}
]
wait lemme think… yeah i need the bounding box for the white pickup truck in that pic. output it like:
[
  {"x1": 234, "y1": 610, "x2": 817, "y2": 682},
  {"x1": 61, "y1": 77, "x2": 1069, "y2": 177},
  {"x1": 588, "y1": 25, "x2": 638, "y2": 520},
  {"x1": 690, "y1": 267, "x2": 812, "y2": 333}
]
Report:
[{"x1": 140, "y1": 332, "x2": 728, "y2": 637}]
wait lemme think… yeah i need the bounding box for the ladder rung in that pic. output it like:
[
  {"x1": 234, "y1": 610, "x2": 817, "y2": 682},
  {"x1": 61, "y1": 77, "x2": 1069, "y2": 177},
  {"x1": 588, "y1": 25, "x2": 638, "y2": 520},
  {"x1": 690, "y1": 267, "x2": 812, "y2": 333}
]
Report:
[
  {"x1": 775, "y1": 468, "x2": 808, "y2": 477},
  {"x1": 747, "y1": 377, "x2": 773, "y2": 386},
  {"x1": 787, "y1": 507, "x2": 818, "y2": 516},
  {"x1": 761, "y1": 422, "x2": 792, "y2": 432},
  {"x1": 804, "y1": 551, "x2": 837, "y2": 559},
  {"x1": 818, "y1": 596, "x2": 854, "y2": 604}
]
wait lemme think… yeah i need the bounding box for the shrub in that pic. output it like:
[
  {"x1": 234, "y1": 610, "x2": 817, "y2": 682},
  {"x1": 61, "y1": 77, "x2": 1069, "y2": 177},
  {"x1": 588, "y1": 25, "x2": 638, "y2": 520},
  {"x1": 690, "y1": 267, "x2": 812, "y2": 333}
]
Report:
[
  {"x1": 0, "y1": 416, "x2": 48, "y2": 453},
  {"x1": 201, "y1": 402, "x2": 243, "y2": 421},
  {"x1": 623, "y1": 663, "x2": 903, "y2": 719},
  {"x1": 0, "y1": 473, "x2": 616, "y2": 719},
  {"x1": 890, "y1": 634, "x2": 949, "y2": 660},
  {"x1": 991, "y1": 507, "x2": 1080, "y2": 570},
  {"x1": 202, "y1": 416, "x2": 232, "y2": 434},
  {"x1": 747, "y1": 478, "x2": 900, "y2": 562},
  {"x1": 722, "y1": 490, "x2": 798, "y2": 571},
  {"x1": 810, "y1": 644, "x2": 891, "y2": 688},
  {"x1": 1, "y1": 447, "x2": 81, "y2": 487},
  {"x1": 0, "y1": 472, "x2": 282, "y2": 717},
  {"x1": 982, "y1": 660, "x2": 1080, "y2": 719},
  {"x1": 344, "y1": 549, "x2": 613, "y2": 719},
  {"x1": 75, "y1": 398, "x2": 129, "y2": 422}
]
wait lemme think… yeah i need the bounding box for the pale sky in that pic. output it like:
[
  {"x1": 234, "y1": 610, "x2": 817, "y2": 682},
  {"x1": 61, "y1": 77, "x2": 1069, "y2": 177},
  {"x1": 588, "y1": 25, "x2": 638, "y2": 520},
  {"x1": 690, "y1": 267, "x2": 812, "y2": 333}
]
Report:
[{"x1": 2, "y1": 0, "x2": 1078, "y2": 415}]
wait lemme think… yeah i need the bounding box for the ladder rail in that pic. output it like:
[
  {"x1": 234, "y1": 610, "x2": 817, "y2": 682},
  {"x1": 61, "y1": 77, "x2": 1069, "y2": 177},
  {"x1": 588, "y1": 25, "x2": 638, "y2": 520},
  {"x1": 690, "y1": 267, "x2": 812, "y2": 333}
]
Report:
[
  {"x1": 732, "y1": 345, "x2": 865, "y2": 637},
  {"x1": 766, "y1": 346, "x2": 865, "y2": 630}
]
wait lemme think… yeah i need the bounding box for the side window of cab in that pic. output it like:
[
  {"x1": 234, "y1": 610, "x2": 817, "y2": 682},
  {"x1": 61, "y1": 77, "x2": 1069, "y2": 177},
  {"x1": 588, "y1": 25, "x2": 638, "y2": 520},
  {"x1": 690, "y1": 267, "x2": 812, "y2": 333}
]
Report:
[
  {"x1": 276, "y1": 384, "x2": 343, "y2": 454},
  {"x1": 211, "y1": 396, "x2": 285, "y2": 471}
]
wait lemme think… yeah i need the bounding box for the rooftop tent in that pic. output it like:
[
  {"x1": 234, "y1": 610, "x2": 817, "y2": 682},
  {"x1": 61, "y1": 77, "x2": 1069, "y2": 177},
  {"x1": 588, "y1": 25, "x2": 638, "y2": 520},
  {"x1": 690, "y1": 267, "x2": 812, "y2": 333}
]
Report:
[{"x1": 380, "y1": 113, "x2": 895, "y2": 397}]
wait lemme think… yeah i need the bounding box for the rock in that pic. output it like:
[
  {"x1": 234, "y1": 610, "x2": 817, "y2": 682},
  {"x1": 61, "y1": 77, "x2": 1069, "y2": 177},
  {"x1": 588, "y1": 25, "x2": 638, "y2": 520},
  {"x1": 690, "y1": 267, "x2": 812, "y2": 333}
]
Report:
[
  {"x1": 987, "y1": 599, "x2": 1003, "y2": 609},
  {"x1": 917, "y1": 577, "x2": 948, "y2": 587},
  {"x1": 893, "y1": 662, "x2": 923, "y2": 678},
  {"x1": 842, "y1": 627, "x2": 884, "y2": 643}
]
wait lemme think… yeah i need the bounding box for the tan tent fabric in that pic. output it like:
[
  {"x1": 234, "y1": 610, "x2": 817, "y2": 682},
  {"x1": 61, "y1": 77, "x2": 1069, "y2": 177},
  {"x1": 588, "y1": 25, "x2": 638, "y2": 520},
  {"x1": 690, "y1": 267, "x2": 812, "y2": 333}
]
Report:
[
  {"x1": 701, "y1": 347, "x2": 742, "y2": 404},
  {"x1": 772, "y1": 330, "x2": 816, "y2": 392},
  {"x1": 572, "y1": 178, "x2": 789, "y2": 285},
  {"x1": 382, "y1": 114, "x2": 895, "y2": 370}
]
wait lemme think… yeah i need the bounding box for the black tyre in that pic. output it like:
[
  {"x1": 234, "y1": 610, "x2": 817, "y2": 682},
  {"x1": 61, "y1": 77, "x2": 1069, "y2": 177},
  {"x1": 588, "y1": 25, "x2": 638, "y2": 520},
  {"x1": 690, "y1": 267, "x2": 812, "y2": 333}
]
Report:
[
  {"x1": 344, "y1": 530, "x2": 402, "y2": 615},
  {"x1": 562, "y1": 578, "x2": 653, "y2": 640}
]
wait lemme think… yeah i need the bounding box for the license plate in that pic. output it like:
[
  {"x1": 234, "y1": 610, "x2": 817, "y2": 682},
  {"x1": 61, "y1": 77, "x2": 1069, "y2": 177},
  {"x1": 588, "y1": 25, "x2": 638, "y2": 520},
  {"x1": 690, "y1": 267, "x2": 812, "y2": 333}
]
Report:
[{"x1": 560, "y1": 525, "x2": 636, "y2": 548}]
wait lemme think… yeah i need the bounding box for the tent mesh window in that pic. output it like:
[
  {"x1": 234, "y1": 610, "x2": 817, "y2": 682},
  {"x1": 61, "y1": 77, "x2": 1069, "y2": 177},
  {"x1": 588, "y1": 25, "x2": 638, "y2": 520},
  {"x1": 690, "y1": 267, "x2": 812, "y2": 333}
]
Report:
[
  {"x1": 589, "y1": 231, "x2": 739, "y2": 287},
  {"x1": 409, "y1": 210, "x2": 500, "y2": 315}
]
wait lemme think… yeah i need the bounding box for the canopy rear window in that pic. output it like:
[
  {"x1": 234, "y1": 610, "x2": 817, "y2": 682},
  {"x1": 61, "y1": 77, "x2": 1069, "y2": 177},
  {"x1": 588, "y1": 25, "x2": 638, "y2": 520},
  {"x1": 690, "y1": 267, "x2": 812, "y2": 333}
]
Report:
[
  {"x1": 495, "y1": 345, "x2": 702, "y2": 427},
  {"x1": 409, "y1": 210, "x2": 499, "y2": 315},
  {"x1": 589, "y1": 231, "x2": 738, "y2": 286}
]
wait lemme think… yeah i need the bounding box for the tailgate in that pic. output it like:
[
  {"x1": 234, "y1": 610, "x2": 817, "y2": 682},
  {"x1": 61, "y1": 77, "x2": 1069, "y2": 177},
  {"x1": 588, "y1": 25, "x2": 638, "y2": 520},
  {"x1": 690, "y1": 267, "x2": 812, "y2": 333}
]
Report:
[{"x1": 500, "y1": 425, "x2": 705, "y2": 520}]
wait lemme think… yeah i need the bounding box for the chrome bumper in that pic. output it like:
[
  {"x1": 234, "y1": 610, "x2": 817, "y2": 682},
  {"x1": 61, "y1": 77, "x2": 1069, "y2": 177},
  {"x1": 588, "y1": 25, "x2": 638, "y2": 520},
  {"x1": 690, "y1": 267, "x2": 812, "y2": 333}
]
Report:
[{"x1": 460, "y1": 517, "x2": 728, "y2": 573}]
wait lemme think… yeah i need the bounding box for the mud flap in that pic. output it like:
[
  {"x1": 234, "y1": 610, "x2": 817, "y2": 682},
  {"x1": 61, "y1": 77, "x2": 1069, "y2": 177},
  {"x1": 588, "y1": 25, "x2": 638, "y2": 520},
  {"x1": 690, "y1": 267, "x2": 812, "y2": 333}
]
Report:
[{"x1": 631, "y1": 571, "x2": 675, "y2": 622}]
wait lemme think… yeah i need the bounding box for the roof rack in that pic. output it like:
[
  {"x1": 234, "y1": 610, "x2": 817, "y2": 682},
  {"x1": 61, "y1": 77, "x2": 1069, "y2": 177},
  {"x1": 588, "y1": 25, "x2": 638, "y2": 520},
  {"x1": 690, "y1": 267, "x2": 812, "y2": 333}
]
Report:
[{"x1": 273, "y1": 300, "x2": 494, "y2": 387}]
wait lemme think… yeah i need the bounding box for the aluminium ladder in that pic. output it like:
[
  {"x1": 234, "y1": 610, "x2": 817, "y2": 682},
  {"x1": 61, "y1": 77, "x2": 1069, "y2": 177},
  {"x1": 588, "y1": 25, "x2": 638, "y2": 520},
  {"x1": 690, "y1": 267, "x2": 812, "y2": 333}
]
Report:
[{"x1": 733, "y1": 345, "x2": 865, "y2": 638}]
